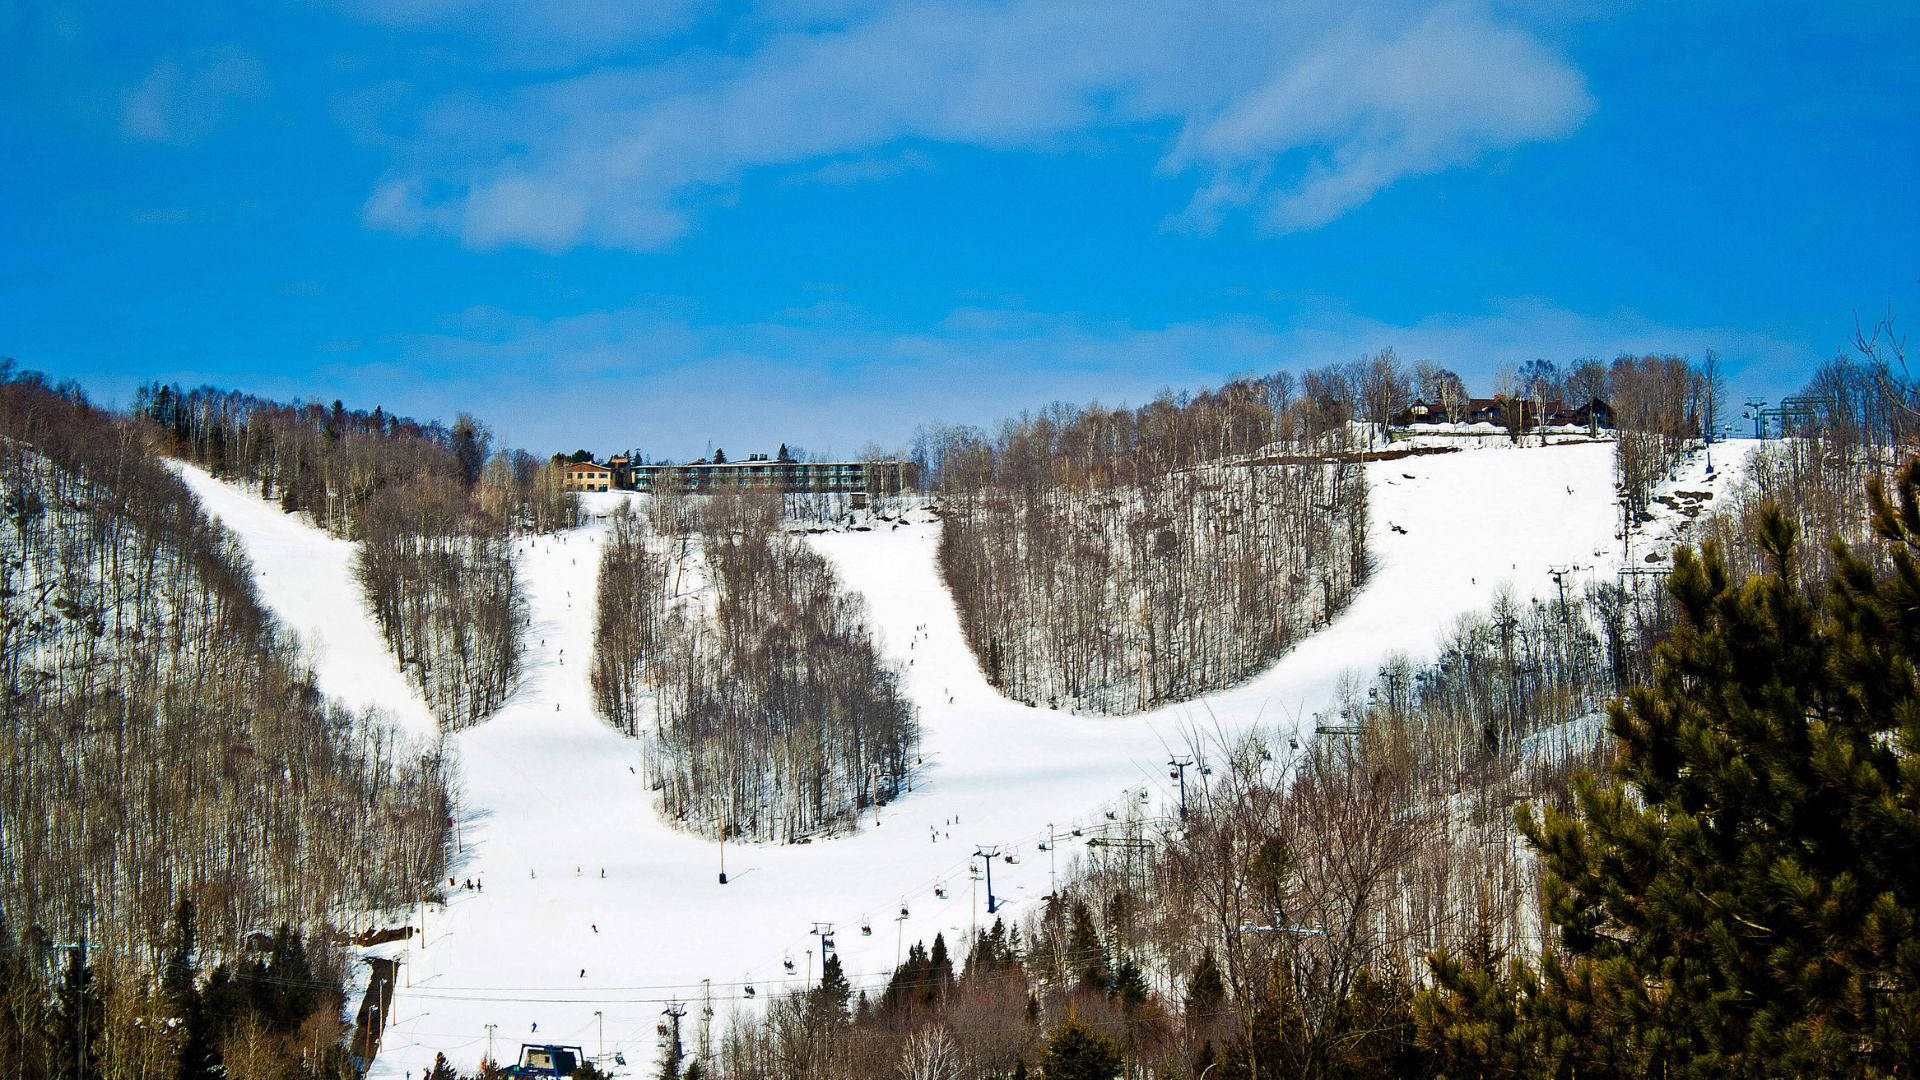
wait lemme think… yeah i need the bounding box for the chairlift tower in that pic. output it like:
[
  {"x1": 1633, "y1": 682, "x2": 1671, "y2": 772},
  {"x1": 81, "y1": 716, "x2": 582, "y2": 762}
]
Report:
[
  {"x1": 659, "y1": 1002, "x2": 686, "y2": 1067},
  {"x1": 1167, "y1": 757, "x2": 1194, "y2": 820},
  {"x1": 973, "y1": 847, "x2": 1004, "y2": 918}
]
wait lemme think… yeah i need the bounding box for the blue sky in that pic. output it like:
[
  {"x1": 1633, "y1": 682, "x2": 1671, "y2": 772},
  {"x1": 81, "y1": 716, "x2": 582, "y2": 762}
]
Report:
[{"x1": 3, "y1": 0, "x2": 1915, "y2": 458}]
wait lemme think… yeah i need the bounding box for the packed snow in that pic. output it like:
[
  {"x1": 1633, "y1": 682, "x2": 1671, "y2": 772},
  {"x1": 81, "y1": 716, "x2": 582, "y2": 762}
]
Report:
[{"x1": 171, "y1": 438, "x2": 1759, "y2": 1076}]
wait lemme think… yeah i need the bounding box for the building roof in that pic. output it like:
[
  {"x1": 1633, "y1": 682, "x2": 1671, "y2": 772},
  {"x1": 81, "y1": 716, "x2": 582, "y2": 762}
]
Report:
[{"x1": 566, "y1": 461, "x2": 612, "y2": 474}]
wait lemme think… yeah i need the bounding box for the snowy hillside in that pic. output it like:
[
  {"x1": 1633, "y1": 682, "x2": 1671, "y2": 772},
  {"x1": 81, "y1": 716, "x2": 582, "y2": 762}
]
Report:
[{"x1": 172, "y1": 439, "x2": 1754, "y2": 1076}]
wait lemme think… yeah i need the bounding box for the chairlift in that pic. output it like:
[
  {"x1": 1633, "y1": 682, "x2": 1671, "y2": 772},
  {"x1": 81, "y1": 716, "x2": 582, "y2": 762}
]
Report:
[
  {"x1": 1071, "y1": 827, "x2": 1082, "y2": 837},
  {"x1": 1138, "y1": 789, "x2": 1149, "y2": 803},
  {"x1": 1259, "y1": 748, "x2": 1273, "y2": 762},
  {"x1": 1037, "y1": 841, "x2": 1050, "y2": 852},
  {"x1": 861, "y1": 921, "x2": 873, "y2": 937},
  {"x1": 783, "y1": 954, "x2": 795, "y2": 974},
  {"x1": 899, "y1": 903, "x2": 910, "y2": 918},
  {"x1": 1005, "y1": 853, "x2": 1020, "y2": 865},
  {"x1": 1201, "y1": 765, "x2": 1213, "y2": 776},
  {"x1": 1104, "y1": 810, "x2": 1117, "y2": 821},
  {"x1": 935, "y1": 884, "x2": 948, "y2": 899},
  {"x1": 744, "y1": 982, "x2": 756, "y2": 999}
]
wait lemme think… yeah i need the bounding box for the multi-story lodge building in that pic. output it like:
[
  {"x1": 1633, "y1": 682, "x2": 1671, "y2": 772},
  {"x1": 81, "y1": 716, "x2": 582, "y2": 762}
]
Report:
[{"x1": 627, "y1": 454, "x2": 919, "y2": 495}]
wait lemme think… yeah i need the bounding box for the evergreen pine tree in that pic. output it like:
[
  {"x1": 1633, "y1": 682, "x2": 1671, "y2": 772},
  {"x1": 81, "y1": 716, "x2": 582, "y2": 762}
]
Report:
[
  {"x1": 1039, "y1": 1013, "x2": 1122, "y2": 1080},
  {"x1": 161, "y1": 899, "x2": 197, "y2": 1004},
  {"x1": 1067, "y1": 902, "x2": 1110, "y2": 993},
  {"x1": 163, "y1": 900, "x2": 219, "y2": 1080},
  {"x1": 1423, "y1": 470, "x2": 1920, "y2": 1075},
  {"x1": 51, "y1": 944, "x2": 103, "y2": 1080},
  {"x1": 928, "y1": 934, "x2": 954, "y2": 998},
  {"x1": 1184, "y1": 947, "x2": 1225, "y2": 1022},
  {"x1": 812, "y1": 953, "x2": 852, "y2": 1022}
]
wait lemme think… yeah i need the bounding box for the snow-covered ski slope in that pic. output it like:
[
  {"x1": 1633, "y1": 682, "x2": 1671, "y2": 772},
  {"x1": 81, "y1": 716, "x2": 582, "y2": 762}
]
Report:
[{"x1": 173, "y1": 439, "x2": 1752, "y2": 1076}]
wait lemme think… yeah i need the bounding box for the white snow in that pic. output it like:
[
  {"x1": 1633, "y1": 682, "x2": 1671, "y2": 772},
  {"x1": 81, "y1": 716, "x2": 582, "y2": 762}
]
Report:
[
  {"x1": 170, "y1": 464, "x2": 439, "y2": 742},
  {"x1": 170, "y1": 439, "x2": 1762, "y2": 1076}
]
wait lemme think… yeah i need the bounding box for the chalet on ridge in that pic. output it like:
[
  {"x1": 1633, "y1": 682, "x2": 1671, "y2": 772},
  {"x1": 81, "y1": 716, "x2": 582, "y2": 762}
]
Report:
[
  {"x1": 1392, "y1": 396, "x2": 1613, "y2": 430},
  {"x1": 562, "y1": 461, "x2": 613, "y2": 492}
]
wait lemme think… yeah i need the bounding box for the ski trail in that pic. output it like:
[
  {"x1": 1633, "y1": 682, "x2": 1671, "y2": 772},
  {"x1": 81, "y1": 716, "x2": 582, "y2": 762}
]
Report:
[{"x1": 175, "y1": 440, "x2": 1755, "y2": 1076}]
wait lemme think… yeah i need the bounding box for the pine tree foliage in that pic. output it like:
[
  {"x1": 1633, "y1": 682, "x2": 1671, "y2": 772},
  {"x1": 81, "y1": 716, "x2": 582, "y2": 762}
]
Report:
[
  {"x1": 1038, "y1": 1014, "x2": 1122, "y2": 1080},
  {"x1": 1424, "y1": 463, "x2": 1920, "y2": 1076}
]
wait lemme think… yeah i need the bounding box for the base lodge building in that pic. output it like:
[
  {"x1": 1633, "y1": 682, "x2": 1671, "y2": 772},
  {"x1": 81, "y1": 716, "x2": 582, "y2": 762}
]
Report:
[{"x1": 562, "y1": 452, "x2": 919, "y2": 497}]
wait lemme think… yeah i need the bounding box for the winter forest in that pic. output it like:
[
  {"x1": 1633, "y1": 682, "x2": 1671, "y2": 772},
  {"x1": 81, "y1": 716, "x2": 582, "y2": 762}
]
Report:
[
  {"x1": 0, "y1": 366, "x2": 452, "y2": 1076},
  {"x1": 592, "y1": 492, "x2": 919, "y2": 843},
  {"x1": 928, "y1": 370, "x2": 1372, "y2": 714},
  {"x1": 141, "y1": 384, "x2": 580, "y2": 728}
]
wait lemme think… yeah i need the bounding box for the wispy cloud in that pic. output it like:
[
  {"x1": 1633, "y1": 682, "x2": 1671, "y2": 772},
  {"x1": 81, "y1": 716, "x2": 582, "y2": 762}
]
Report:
[
  {"x1": 354, "y1": 1, "x2": 1593, "y2": 251},
  {"x1": 121, "y1": 49, "x2": 267, "y2": 145}
]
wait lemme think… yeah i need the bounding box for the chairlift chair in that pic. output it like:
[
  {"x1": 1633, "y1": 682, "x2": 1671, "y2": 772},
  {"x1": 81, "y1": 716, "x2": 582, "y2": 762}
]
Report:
[
  {"x1": 783, "y1": 954, "x2": 795, "y2": 974},
  {"x1": 861, "y1": 921, "x2": 872, "y2": 937}
]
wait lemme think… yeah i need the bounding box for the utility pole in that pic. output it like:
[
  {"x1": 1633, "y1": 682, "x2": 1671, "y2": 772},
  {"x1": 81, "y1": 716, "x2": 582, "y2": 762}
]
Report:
[
  {"x1": 699, "y1": 979, "x2": 715, "y2": 1068},
  {"x1": 1167, "y1": 757, "x2": 1194, "y2": 820},
  {"x1": 484, "y1": 1023, "x2": 497, "y2": 1068},
  {"x1": 1040, "y1": 823, "x2": 1068, "y2": 897},
  {"x1": 973, "y1": 847, "x2": 1003, "y2": 917},
  {"x1": 592, "y1": 1011, "x2": 603, "y2": 1064},
  {"x1": 894, "y1": 904, "x2": 909, "y2": 969}
]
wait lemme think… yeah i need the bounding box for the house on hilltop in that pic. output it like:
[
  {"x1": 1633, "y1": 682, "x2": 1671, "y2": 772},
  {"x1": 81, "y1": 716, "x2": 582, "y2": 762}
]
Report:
[
  {"x1": 562, "y1": 461, "x2": 612, "y2": 492},
  {"x1": 1393, "y1": 395, "x2": 1613, "y2": 431}
]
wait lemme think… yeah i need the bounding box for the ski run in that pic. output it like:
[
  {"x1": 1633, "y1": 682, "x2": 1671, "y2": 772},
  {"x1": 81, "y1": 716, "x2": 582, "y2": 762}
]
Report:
[{"x1": 172, "y1": 438, "x2": 1754, "y2": 1076}]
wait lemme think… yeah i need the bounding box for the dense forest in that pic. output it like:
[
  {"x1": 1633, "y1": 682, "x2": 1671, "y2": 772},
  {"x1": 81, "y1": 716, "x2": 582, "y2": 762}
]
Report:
[
  {"x1": 0, "y1": 365, "x2": 451, "y2": 1077},
  {"x1": 592, "y1": 494, "x2": 919, "y2": 843},
  {"x1": 927, "y1": 369, "x2": 1372, "y2": 714},
  {"x1": 141, "y1": 383, "x2": 578, "y2": 728}
]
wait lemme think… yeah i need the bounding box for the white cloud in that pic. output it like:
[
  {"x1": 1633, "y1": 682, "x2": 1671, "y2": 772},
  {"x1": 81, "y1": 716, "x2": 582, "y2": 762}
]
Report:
[
  {"x1": 356, "y1": 1, "x2": 1594, "y2": 250},
  {"x1": 121, "y1": 50, "x2": 267, "y2": 145}
]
